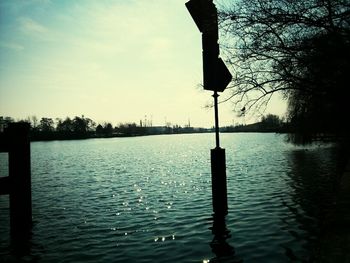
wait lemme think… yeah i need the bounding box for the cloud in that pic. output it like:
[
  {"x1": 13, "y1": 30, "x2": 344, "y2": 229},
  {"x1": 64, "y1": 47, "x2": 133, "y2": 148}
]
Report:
[
  {"x1": 18, "y1": 17, "x2": 48, "y2": 34},
  {"x1": 0, "y1": 41, "x2": 24, "y2": 51}
]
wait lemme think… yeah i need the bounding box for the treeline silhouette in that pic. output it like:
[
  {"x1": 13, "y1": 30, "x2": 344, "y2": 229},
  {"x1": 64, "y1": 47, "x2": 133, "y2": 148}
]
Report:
[
  {"x1": 1, "y1": 114, "x2": 343, "y2": 143},
  {"x1": 222, "y1": 114, "x2": 287, "y2": 133},
  {"x1": 0, "y1": 114, "x2": 301, "y2": 142},
  {"x1": 0, "y1": 115, "x2": 209, "y2": 141}
]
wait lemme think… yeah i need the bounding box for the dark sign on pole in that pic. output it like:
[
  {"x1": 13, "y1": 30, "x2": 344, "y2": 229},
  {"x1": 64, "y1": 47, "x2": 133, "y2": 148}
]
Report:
[
  {"x1": 186, "y1": 0, "x2": 230, "y2": 217},
  {"x1": 186, "y1": 0, "x2": 232, "y2": 92}
]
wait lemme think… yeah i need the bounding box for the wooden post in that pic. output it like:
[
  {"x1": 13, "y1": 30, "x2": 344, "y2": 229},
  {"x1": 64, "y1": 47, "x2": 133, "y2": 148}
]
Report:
[{"x1": 0, "y1": 123, "x2": 32, "y2": 237}]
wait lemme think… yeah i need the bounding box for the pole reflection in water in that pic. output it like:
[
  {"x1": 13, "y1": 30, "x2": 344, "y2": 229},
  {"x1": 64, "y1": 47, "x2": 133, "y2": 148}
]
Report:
[
  {"x1": 209, "y1": 214, "x2": 243, "y2": 263},
  {"x1": 0, "y1": 225, "x2": 35, "y2": 262},
  {"x1": 10, "y1": 233, "x2": 33, "y2": 261}
]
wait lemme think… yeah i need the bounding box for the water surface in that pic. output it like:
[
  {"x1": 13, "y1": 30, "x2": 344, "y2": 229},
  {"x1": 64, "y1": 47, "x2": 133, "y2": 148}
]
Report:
[{"x1": 0, "y1": 133, "x2": 339, "y2": 262}]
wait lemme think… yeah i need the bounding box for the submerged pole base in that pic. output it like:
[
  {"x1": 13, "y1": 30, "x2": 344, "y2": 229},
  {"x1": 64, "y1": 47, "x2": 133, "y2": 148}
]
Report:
[{"x1": 211, "y1": 147, "x2": 228, "y2": 216}]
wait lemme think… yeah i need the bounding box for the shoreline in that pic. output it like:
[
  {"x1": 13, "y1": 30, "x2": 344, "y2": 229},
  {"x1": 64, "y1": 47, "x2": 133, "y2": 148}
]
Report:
[
  {"x1": 29, "y1": 131, "x2": 214, "y2": 142},
  {"x1": 29, "y1": 131, "x2": 287, "y2": 142}
]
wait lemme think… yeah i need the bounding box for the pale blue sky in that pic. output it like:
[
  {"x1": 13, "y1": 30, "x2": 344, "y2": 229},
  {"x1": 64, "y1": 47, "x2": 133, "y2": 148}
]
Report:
[{"x1": 0, "y1": 0, "x2": 286, "y2": 127}]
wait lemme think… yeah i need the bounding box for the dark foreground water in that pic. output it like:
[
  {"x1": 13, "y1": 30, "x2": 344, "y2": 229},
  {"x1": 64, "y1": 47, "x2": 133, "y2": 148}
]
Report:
[{"x1": 0, "y1": 133, "x2": 341, "y2": 262}]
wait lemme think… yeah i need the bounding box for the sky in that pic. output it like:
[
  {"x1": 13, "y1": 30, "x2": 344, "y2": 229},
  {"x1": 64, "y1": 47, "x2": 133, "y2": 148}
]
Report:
[{"x1": 0, "y1": 0, "x2": 287, "y2": 128}]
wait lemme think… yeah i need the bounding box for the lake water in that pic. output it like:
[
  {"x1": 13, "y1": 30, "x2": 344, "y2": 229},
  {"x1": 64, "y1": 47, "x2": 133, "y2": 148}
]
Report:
[{"x1": 0, "y1": 133, "x2": 340, "y2": 262}]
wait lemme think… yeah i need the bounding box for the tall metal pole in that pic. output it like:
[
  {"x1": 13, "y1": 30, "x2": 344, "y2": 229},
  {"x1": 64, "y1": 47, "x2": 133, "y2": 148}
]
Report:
[
  {"x1": 213, "y1": 91, "x2": 220, "y2": 148},
  {"x1": 211, "y1": 91, "x2": 228, "y2": 216}
]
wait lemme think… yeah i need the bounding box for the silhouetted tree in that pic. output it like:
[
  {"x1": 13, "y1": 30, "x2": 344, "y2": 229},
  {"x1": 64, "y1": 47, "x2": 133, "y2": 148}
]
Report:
[
  {"x1": 117, "y1": 123, "x2": 138, "y2": 136},
  {"x1": 96, "y1": 122, "x2": 114, "y2": 136},
  {"x1": 23, "y1": 116, "x2": 39, "y2": 131},
  {"x1": 259, "y1": 114, "x2": 284, "y2": 131},
  {"x1": 38, "y1": 118, "x2": 54, "y2": 132},
  {"x1": 103, "y1": 123, "x2": 113, "y2": 135},
  {"x1": 218, "y1": 0, "x2": 350, "y2": 142},
  {"x1": 96, "y1": 124, "x2": 104, "y2": 135},
  {"x1": 56, "y1": 117, "x2": 73, "y2": 133},
  {"x1": 71, "y1": 116, "x2": 95, "y2": 136},
  {"x1": 72, "y1": 116, "x2": 87, "y2": 134},
  {"x1": 261, "y1": 114, "x2": 282, "y2": 126},
  {"x1": 286, "y1": 32, "x2": 350, "y2": 142}
]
